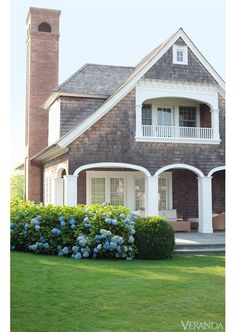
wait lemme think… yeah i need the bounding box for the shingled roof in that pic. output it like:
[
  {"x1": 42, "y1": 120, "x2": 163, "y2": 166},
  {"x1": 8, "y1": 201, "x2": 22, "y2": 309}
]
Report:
[{"x1": 55, "y1": 64, "x2": 134, "y2": 96}]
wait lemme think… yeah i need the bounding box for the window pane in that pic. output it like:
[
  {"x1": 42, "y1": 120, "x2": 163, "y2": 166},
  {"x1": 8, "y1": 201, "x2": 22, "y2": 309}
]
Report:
[
  {"x1": 110, "y1": 178, "x2": 124, "y2": 206},
  {"x1": 135, "y1": 178, "x2": 145, "y2": 210},
  {"x1": 142, "y1": 104, "x2": 152, "y2": 125},
  {"x1": 177, "y1": 50, "x2": 183, "y2": 62},
  {"x1": 158, "y1": 178, "x2": 167, "y2": 210},
  {"x1": 91, "y1": 178, "x2": 106, "y2": 204},
  {"x1": 157, "y1": 107, "x2": 172, "y2": 126},
  {"x1": 179, "y1": 106, "x2": 196, "y2": 127}
]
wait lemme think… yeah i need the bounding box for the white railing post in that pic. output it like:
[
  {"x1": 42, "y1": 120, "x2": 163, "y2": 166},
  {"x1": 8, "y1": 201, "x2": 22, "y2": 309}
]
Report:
[
  {"x1": 198, "y1": 176, "x2": 213, "y2": 233},
  {"x1": 136, "y1": 104, "x2": 143, "y2": 137},
  {"x1": 146, "y1": 176, "x2": 159, "y2": 217},
  {"x1": 211, "y1": 109, "x2": 220, "y2": 140},
  {"x1": 64, "y1": 175, "x2": 78, "y2": 206}
]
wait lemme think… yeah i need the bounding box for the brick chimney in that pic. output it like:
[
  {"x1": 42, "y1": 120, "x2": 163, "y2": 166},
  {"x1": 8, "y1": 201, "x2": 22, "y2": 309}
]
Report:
[{"x1": 25, "y1": 7, "x2": 61, "y2": 201}]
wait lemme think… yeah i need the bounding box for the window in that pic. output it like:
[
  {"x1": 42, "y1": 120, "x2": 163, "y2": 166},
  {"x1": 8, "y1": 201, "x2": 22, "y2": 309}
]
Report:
[
  {"x1": 173, "y1": 44, "x2": 188, "y2": 65},
  {"x1": 38, "y1": 22, "x2": 52, "y2": 33},
  {"x1": 157, "y1": 107, "x2": 172, "y2": 126},
  {"x1": 110, "y1": 178, "x2": 124, "y2": 205},
  {"x1": 91, "y1": 178, "x2": 106, "y2": 204},
  {"x1": 179, "y1": 106, "x2": 197, "y2": 127},
  {"x1": 44, "y1": 174, "x2": 52, "y2": 204},
  {"x1": 142, "y1": 104, "x2": 152, "y2": 125},
  {"x1": 158, "y1": 173, "x2": 172, "y2": 210},
  {"x1": 48, "y1": 99, "x2": 60, "y2": 145},
  {"x1": 135, "y1": 178, "x2": 145, "y2": 210}
]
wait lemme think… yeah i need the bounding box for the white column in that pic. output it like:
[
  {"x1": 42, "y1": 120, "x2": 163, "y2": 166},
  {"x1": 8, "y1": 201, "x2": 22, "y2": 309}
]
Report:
[
  {"x1": 198, "y1": 176, "x2": 213, "y2": 233},
  {"x1": 211, "y1": 109, "x2": 220, "y2": 140},
  {"x1": 136, "y1": 104, "x2": 143, "y2": 137},
  {"x1": 64, "y1": 175, "x2": 78, "y2": 206},
  {"x1": 52, "y1": 178, "x2": 64, "y2": 206},
  {"x1": 126, "y1": 175, "x2": 135, "y2": 211},
  {"x1": 146, "y1": 176, "x2": 159, "y2": 217}
]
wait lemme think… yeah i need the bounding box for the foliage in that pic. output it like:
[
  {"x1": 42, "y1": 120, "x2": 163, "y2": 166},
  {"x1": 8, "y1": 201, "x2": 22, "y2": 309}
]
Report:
[
  {"x1": 10, "y1": 173, "x2": 24, "y2": 200},
  {"x1": 10, "y1": 199, "x2": 136, "y2": 260},
  {"x1": 135, "y1": 216, "x2": 175, "y2": 259}
]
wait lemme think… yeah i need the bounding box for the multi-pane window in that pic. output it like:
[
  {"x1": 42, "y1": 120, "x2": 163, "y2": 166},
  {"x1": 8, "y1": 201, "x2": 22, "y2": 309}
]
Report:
[
  {"x1": 142, "y1": 104, "x2": 152, "y2": 125},
  {"x1": 176, "y1": 50, "x2": 184, "y2": 62},
  {"x1": 91, "y1": 178, "x2": 106, "y2": 204},
  {"x1": 135, "y1": 178, "x2": 145, "y2": 210},
  {"x1": 44, "y1": 174, "x2": 52, "y2": 205},
  {"x1": 179, "y1": 106, "x2": 197, "y2": 127},
  {"x1": 110, "y1": 178, "x2": 124, "y2": 206},
  {"x1": 158, "y1": 177, "x2": 168, "y2": 210},
  {"x1": 157, "y1": 107, "x2": 172, "y2": 126}
]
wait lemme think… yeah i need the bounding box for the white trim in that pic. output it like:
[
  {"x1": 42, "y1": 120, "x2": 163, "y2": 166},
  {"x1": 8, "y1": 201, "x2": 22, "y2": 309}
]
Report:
[
  {"x1": 154, "y1": 163, "x2": 204, "y2": 177},
  {"x1": 208, "y1": 166, "x2": 225, "y2": 177},
  {"x1": 136, "y1": 136, "x2": 221, "y2": 144},
  {"x1": 57, "y1": 28, "x2": 225, "y2": 148},
  {"x1": 73, "y1": 162, "x2": 151, "y2": 177},
  {"x1": 198, "y1": 176, "x2": 213, "y2": 233},
  {"x1": 173, "y1": 44, "x2": 188, "y2": 65},
  {"x1": 158, "y1": 172, "x2": 173, "y2": 210}
]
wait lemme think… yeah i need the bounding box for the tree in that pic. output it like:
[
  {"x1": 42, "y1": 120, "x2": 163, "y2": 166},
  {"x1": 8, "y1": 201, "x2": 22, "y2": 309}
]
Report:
[{"x1": 11, "y1": 172, "x2": 24, "y2": 200}]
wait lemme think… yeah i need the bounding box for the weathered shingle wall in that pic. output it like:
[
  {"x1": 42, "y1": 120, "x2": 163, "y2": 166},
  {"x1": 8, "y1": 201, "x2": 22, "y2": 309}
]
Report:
[{"x1": 144, "y1": 38, "x2": 217, "y2": 84}]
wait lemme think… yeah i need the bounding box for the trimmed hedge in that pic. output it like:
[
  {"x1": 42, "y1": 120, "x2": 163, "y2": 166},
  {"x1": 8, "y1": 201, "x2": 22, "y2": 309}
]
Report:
[
  {"x1": 10, "y1": 199, "x2": 136, "y2": 260},
  {"x1": 135, "y1": 216, "x2": 175, "y2": 259},
  {"x1": 10, "y1": 200, "x2": 175, "y2": 260}
]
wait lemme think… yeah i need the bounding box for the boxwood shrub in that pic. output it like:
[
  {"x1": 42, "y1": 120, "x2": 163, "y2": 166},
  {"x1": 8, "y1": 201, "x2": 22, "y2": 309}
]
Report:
[
  {"x1": 10, "y1": 199, "x2": 136, "y2": 260},
  {"x1": 135, "y1": 216, "x2": 175, "y2": 259}
]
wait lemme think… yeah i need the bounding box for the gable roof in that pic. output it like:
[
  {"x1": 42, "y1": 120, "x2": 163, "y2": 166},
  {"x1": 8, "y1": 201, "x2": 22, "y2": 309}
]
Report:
[{"x1": 33, "y1": 27, "x2": 225, "y2": 161}]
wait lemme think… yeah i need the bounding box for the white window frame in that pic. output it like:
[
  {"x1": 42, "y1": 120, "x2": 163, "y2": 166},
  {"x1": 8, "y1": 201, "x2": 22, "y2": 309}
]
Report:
[
  {"x1": 48, "y1": 99, "x2": 60, "y2": 145},
  {"x1": 173, "y1": 44, "x2": 188, "y2": 65},
  {"x1": 156, "y1": 106, "x2": 173, "y2": 126},
  {"x1": 44, "y1": 172, "x2": 53, "y2": 205},
  {"x1": 158, "y1": 172, "x2": 173, "y2": 210}
]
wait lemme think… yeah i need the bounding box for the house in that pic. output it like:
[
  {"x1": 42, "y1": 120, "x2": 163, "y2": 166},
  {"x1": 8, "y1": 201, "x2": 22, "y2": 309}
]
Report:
[{"x1": 24, "y1": 7, "x2": 225, "y2": 233}]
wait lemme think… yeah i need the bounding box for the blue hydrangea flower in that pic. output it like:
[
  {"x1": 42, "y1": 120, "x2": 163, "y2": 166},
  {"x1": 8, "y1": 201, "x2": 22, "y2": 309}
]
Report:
[
  {"x1": 29, "y1": 244, "x2": 37, "y2": 251},
  {"x1": 93, "y1": 248, "x2": 99, "y2": 254},
  {"x1": 10, "y1": 223, "x2": 15, "y2": 229},
  {"x1": 83, "y1": 217, "x2": 90, "y2": 223},
  {"x1": 128, "y1": 236, "x2": 134, "y2": 244},
  {"x1": 37, "y1": 242, "x2": 43, "y2": 248},
  {"x1": 83, "y1": 251, "x2": 89, "y2": 258},
  {"x1": 110, "y1": 241, "x2": 117, "y2": 250},
  {"x1": 11, "y1": 245, "x2": 16, "y2": 250},
  {"x1": 74, "y1": 252, "x2": 82, "y2": 259},
  {"x1": 34, "y1": 225, "x2": 40, "y2": 231},
  {"x1": 97, "y1": 244, "x2": 102, "y2": 250},
  {"x1": 60, "y1": 220, "x2": 66, "y2": 227},
  {"x1": 62, "y1": 247, "x2": 69, "y2": 255},
  {"x1": 69, "y1": 218, "x2": 76, "y2": 225},
  {"x1": 95, "y1": 235, "x2": 101, "y2": 242},
  {"x1": 59, "y1": 216, "x2": 65, "y2": 222},
  {"x1": 112, "y1": 220, "x2": 118, "y2": 225},
  {"x1": 120, "y1": 213, "x2": 126, "y2": 219},
  {"x1": 43, "y1": 243, "x2": 49, "y2": 249},
  {"x1": 100, "y1": 229, "x2": 106, "y2": 235},
  {"x1": 39, "y1": 236, "x2": 44, "y2": 242},
  {"x1": 104, "y1": 241, "x2": 110, "y2": 250},
  {"x1": 102, "y1": 212, "x2": 107, "y2": 217},
  {"x1": 34, "y1": 219, "x2": 40, "y2": 226},
  {"x1": 71, "y1": 224, "x2": 76, "y2": 230},
  {"x1": 36, "y1": 215, "x2": 42, "y2": 221},
  {"x1": 30, "y1": 218, "x2": 36, "y2": 225},
  {"x1": 72, "y1": 245, "x2": 79, "y2": 253},
  {"x1": 79, "y1": 238, "x2": 87, "y2": 247},
  {"x1": 57, "y1": 245, "x2": 62, "y2": 250}
]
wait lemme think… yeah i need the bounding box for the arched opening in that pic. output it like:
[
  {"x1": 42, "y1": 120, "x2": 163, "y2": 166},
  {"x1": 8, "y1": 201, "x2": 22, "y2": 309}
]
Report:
[
  {"x1": 38, "y1": 22, "x2": 52, "y2": 33},
  {"x1": 54, "y1": 168, "x2": 67, "y2": 206},
  {"x1": 209, "y1": 167, "x2": 225, "y2": 231},
  {"x1": 73, "y1": 162, "x2": 151, "y2": 215},
  {"x1": 155, "y1": 164, "x2": 204, "y2": 231}
]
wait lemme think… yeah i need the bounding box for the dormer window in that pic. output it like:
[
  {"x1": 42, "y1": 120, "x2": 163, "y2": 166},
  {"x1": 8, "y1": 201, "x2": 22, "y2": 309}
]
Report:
[{"x1": 173, "y1": 44, "x2": 188, "y2": 65}]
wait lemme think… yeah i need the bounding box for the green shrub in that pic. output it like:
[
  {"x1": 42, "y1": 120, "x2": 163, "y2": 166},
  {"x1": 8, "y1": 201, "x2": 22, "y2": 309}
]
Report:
[
  {"x1": 135, "y1": 216, "x2": 175, "y2": 259},
  {"x1": 10, "y1": 199, "x2": 136, "y2": 260}
]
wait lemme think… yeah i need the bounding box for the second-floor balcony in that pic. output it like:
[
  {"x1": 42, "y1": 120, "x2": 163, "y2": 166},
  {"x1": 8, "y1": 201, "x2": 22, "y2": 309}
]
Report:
[{"x1": 141, "y1": 125, "x2": 214, "y2": 141}]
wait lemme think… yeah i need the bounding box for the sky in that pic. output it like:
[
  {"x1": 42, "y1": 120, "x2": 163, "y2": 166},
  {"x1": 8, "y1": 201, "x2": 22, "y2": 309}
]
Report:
[{"x1": 10, "y1": 0, "x2": 225, "y2": 168}]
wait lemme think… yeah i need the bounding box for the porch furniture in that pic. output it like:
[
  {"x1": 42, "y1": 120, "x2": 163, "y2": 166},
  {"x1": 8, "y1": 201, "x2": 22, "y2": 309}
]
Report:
[
  {"x1": 158, "y1": 209, "x2": 183, "y2": 222},
  {"x1": 213, "y1": 212, "x2": 225, "y2": 231},
  {"x1": 188, "y1": 218, "x2": 199, "y2": 230},
  {"x1": 167, "y1": 221, "x2": 191, "y2": 232}
]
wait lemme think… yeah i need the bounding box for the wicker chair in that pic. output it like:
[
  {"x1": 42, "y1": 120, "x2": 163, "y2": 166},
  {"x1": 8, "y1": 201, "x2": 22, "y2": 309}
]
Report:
[
  {"x1": 213, "y1": 212, "x2": 225, "y2": 231},
  {"x1": 159, "y1": 209, "x2": 191, "y2": 232}
]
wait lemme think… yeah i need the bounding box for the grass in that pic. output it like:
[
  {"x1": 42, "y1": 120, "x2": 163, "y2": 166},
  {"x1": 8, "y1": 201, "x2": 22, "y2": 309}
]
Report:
[{"x1": 11, "y1": 252, "x2": 225, "y2": 332}]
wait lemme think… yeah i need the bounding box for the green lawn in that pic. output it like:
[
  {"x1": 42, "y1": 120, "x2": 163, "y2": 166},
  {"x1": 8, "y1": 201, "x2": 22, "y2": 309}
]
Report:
[{"x1": 11, "y1": 252, "x2": 225, "y2": 332}]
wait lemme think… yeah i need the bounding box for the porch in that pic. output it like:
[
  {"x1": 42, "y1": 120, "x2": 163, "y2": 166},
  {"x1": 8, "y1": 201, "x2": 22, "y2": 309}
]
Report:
[{"x1": 49, "y1": 162, "x2": 225, "y2": 234}]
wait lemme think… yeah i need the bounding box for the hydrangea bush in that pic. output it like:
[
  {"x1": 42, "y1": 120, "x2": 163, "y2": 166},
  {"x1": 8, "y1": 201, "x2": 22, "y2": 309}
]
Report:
[{"x1": 10, "y1": 199, "x2": 136, "y2": 260}]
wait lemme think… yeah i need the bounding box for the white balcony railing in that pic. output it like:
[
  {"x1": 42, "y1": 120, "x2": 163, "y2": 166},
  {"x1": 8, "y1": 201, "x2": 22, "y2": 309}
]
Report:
[{"x1": 141, "y1": 125, "x2": 214, "y2": 140}]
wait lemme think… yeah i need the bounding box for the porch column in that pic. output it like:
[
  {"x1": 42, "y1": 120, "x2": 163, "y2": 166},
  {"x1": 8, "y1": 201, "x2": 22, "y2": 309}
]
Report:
[
  {"x1": 136, "y1": 104, "x2": 143, "y2": 137},
  {"x1": 146, "y1": 176, "x2": 159, "y2": 217},
  {"x1": 52, "y1": 177, "x2": 64, "y2": 206},
  {"x1": 64, "y1": 175, "x2": 77, "y2": 206},
  {"x1": 198, "y1": 176, "x2": 213, "y2": 233},
  {"x1": 211, "y1": 109, "x2": 220, "y2": 140}
]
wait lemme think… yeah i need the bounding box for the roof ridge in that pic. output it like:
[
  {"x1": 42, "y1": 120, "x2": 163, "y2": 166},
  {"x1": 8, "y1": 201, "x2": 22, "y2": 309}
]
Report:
[{"x1": 84, "y1": 63, "x2": 135, "y2": 69}]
